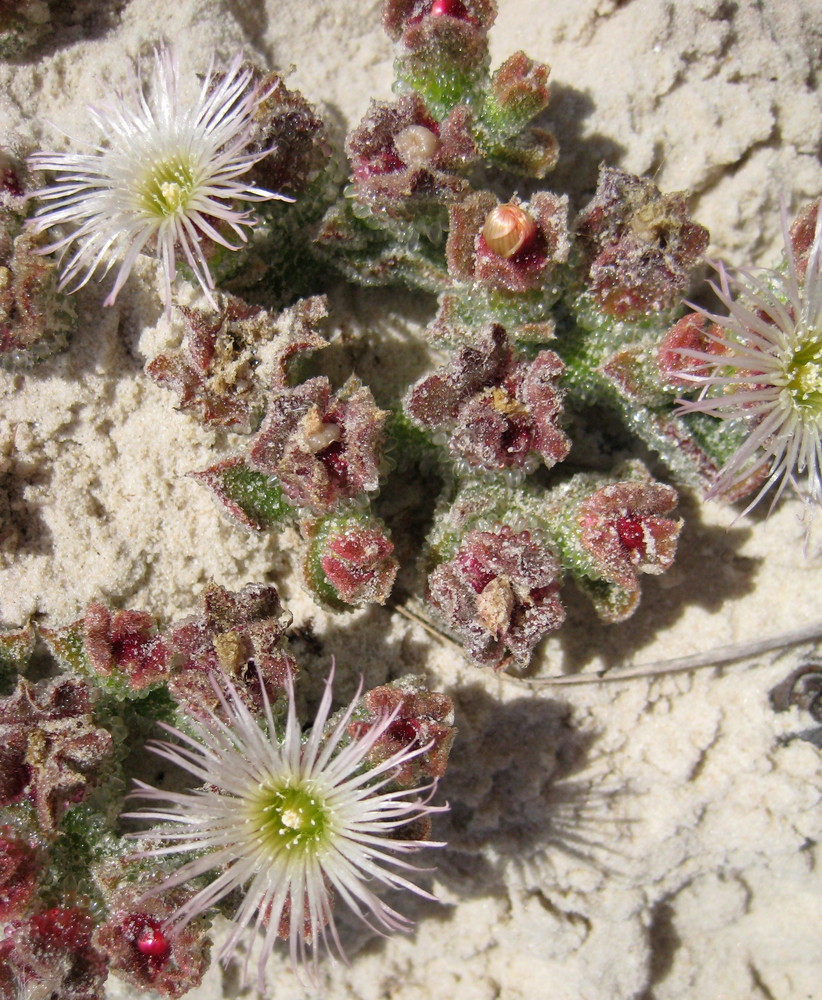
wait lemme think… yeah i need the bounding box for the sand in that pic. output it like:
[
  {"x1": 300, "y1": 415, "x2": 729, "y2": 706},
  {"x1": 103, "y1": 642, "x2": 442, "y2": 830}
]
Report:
[{"x1": 1, "y1": 0, "x2": 821, "y2": 997}]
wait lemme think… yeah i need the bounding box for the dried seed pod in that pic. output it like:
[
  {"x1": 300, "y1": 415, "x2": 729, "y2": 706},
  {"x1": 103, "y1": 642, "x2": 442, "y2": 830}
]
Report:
[
  {"x1": 481, "y1": 203, "x2": 537, "y2": 257},
  {"x1": 393, "y1": 124, "x2": 441, "y2": 167}
]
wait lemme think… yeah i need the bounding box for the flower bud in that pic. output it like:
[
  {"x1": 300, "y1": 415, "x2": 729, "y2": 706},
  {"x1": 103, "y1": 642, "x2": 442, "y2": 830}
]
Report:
[
  {"x1": 481, "y1": 203, "x2": 537, "y2": 257},
  {"x1": 393, "y1": 124, "x2": 441, "y2": 166}
]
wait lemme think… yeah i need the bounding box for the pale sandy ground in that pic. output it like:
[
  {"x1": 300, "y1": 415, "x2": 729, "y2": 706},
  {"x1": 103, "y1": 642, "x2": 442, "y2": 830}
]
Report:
[{"x1": 1, "y1": 1, "x2": 822, "y2": 998}]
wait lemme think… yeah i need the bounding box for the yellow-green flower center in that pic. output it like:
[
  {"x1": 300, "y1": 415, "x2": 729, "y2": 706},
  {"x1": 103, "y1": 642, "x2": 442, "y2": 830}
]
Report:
[
  {"x1": 139, "y1": 155, "x2": 198, "y2": 217},
  {"x1": 786, "y1": 335, "x2": 822, "y2": 413},
  {"x1": 251, "y1": 782, "x2": 330, "y2": 854}
]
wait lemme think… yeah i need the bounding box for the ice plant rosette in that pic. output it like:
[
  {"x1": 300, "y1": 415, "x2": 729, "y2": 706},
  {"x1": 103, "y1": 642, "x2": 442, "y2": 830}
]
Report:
[
  {"x1": 676, "y1": 203, "x2": 822, "y2": 526},
  {"x1": 27, "y1": 47, "x2": 291, "y2": 312},
  {"x1": 125, "y1": 670, "x2": 447, "y2": 987}
]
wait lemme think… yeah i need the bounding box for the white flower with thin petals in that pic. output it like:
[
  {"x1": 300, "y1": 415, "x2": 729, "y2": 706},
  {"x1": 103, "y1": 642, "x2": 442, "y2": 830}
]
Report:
[
  {"x1": 676, "y1": 203, "x2": 822, "y2": 528},
  {"x1": 27, "y1": 47, "x2": 291, "y2": 313},
  {"x1": 125, "y1": 670, "x2": 447, "y2": 988}
]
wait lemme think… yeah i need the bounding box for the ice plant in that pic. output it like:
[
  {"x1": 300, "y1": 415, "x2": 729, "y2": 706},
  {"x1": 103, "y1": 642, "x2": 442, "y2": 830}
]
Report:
[
  {"x1": 126, "y1": 670, "x2": 446, "y2": 987},
  {"x1": 28, "y1": 47, "x2": 291, "y2": 313},
  {"x1": 676, "y1": 203, "x2": 822, "y2": 525}
]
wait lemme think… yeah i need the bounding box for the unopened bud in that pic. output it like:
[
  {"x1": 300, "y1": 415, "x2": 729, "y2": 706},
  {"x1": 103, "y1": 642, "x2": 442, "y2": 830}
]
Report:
[
  {"x1": 482, "y1": 203, "x2": 537, "y2": 258},
  {"x1": 394, "y1": 125, "x2": 441, "y2": 167}
]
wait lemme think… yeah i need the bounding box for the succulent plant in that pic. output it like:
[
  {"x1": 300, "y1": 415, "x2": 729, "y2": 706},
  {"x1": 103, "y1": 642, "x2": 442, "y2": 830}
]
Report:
[
  {"x1": 0, "y1": 149, "x2": 75, "y2": 367},
  {"x1": 0, "y1": 584, "x2": 455, "y2": 995},
  {"x1": 118, "y1": 0, "x2": 806, "y2": 668},
  {"x1": 5, "y1": 1, "x2": 820, "y2": 994}
]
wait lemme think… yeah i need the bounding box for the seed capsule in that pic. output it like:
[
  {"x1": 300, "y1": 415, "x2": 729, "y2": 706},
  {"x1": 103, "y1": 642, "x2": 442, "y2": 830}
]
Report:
[
  {"x1": 481, "y1": 203, "x2": 537, "y2": 258},
  {"x1": 476, "y1": 575, "x2": 515, "y2": 636},
  {"x1": 393, "y1": 125, "x2": 441, "y2": 167}
]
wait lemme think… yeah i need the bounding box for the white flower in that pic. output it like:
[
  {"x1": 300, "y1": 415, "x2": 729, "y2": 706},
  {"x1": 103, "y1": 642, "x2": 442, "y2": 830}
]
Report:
[
  {"x1": 125, "y1": 670, "x2": 446, "y2": 988},
  {"x1": 676, "y1": 203, "x2": 822, "y2": 526},
  {"x1": 28, "y1": 47, "x2": 291, "y2": 313}
]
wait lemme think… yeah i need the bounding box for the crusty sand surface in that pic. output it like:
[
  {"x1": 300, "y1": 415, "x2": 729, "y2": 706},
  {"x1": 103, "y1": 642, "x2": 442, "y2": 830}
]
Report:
[{"x1": 1, "y1": 1, "x2": 821, "y2": 998}]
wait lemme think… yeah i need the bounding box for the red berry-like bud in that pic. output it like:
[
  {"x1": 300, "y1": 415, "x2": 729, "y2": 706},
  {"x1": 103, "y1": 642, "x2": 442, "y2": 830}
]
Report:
[
  {"x1": 136, "y1": 922, "x2": 171, "y2": 961},
  {"x1": 430, "y1": 0, "x2": 469, "y2": 17},
  {"x1": 616, "y1": 515, "x2": 646, "y2": 554}
]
